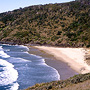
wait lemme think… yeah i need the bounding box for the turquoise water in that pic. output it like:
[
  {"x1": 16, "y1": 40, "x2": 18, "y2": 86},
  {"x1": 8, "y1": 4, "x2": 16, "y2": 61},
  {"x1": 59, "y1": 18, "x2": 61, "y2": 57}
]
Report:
[{"x1": 0, "y1": 44, "x2": 60, "y2": 90}]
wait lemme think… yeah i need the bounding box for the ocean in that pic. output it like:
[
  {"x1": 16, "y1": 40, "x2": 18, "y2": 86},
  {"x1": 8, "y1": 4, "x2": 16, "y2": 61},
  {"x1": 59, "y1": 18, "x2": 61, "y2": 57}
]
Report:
[{"x1": 0, "y1": 44, "x2": 60, "y2": 90}]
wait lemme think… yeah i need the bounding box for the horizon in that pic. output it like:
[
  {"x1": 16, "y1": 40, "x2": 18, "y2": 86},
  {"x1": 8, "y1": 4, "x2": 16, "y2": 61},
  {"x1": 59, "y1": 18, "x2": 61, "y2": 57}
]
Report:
[{"x1": 0, "y1": 0, "x2": 74, "y2": 13}]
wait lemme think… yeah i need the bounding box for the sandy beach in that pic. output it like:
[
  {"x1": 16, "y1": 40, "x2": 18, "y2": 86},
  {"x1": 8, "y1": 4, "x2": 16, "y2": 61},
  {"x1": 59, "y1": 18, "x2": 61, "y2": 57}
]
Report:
[
  {"x1": 27, "y1": 45, "x2": 78, "y2": 80},
  {"x1": 34, "y1": 46, "x2": 90, "y2": 74}
]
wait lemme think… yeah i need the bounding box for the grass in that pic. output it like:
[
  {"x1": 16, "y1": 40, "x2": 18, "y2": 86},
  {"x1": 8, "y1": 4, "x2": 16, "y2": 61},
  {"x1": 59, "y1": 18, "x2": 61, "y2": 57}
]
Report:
[{"x1": 25, "y1": 73, "x2": 90, "y2": 90}]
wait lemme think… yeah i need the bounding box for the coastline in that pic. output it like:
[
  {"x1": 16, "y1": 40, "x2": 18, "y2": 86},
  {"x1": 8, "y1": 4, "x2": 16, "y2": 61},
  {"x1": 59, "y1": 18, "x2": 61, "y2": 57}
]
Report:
[
  {"x1": 1, "y1": 42, "x2": 90, "y2": 80},
  {"x1": 27, "y1": 45, "x2": 78, "y2": 80},
  {"x1": 33, "y1": 46, "x2": 90, "y2": 74}
]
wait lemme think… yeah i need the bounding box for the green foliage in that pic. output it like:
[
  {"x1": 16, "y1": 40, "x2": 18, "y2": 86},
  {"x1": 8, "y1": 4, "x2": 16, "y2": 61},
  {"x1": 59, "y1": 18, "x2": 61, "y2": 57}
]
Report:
[
  {"x1": 0, "y1": 0, "x2": 90, "y2": 46},
  {"x1": 57, "y1": 31, "x2": 62, "y2": 35},
  {"x1": 1, "y1": 15, "x2": 15, "y2": 23},
  {"x1": 14, "y1": 31, "x2": 29, "y2": 38},
  {"x1": 25, "y1": 73, "x2": 90, "y2": 90},
  {"x1": 51, "y1": 36, "x2": 59, "y2": 41}
]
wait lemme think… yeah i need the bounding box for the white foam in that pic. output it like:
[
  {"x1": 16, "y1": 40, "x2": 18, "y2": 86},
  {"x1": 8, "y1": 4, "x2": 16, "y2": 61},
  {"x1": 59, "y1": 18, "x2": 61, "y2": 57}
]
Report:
[
  {"x1": 4, "y1": 49, "x2": 10, "y2": 52},
  {"x1": 15, "y1": 58, "x2": 31, "y2": 62},
  {"x1": 0, "y1": 46, "x2": 3, "y2": 50},
  {"x1": 0, "y1": 51, "x2": 10, "y2": 58},
  {"x1": 36, "y1": 58, "x2": 60, "y2": 80},
  {"x1": 0, "y1": 46, "x2": 10, "y2": 58},
  {"x1": 50, "y1": 66, "x2": 60, "y2": 80},
  {"x1": 19, "y1": 45, "x2": 60, "y2": 80},
  {"x1": 44, "y1": 60, "x2": 60, "y2": 80},
  {"x1": 26, "y1": 49, "x2": 60, "y2": 80},
  {"x1": 9, "y1": 82, "x2": 19, "y2": 90},
  {"x1": 1, "y1": 44, "x2": 18, "y2": 46},
  {"x1": 0, "y1": 59, "x2": 18, "y2": 86},
  {"x1": 30, "y1": 54, "x2": 42, "y2": 58},
  {"x1": 19, "y1": 45, "x2": 29, "y2": 51}
]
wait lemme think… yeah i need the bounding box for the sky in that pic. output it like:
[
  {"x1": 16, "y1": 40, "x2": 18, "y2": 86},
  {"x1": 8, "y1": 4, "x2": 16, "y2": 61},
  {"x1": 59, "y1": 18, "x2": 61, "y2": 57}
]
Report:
[{"x1": 0, "y1": 0, "x2": 74, "y2": 13}]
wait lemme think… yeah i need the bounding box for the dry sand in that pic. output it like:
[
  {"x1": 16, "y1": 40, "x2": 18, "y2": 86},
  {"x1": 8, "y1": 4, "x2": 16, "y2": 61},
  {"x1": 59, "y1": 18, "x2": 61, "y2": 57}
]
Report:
[
  {"x1": 27, "y1": 45, "x2": 78, "y2": 80},
  {"x1": 34, "y1": 46, "x2": 90, "y2": 74}
]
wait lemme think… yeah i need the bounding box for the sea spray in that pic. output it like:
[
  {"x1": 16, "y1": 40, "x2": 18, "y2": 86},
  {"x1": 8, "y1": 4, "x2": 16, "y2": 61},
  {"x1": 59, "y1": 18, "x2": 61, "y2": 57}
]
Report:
[{"x1": 0, "y1": 59, "x2": 18, "y2": 85}]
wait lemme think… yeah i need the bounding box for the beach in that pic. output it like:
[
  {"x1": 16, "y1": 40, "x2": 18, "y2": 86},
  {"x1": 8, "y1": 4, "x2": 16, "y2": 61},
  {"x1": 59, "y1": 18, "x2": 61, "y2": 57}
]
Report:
[
  {"x1": 26, "y1": 45, "x2": 90, "y2": 80},
  {"x1": 33, "y1": 46, "x2": 90, "y2": 74},
  {"x1": 27, "y1": 45, "x2": 79, "y2": 80}
]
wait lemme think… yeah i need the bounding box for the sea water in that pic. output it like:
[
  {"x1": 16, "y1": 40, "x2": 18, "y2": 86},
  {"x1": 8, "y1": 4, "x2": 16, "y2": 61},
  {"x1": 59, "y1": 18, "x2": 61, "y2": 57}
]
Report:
[{"x1": 0, "y1": 44, "x2": 60, "y2": 90}]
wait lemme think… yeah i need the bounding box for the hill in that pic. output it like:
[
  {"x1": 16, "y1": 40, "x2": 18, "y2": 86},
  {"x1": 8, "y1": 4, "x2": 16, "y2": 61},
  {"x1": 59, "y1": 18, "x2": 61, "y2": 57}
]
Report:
[
  {"x1": 1, "y1": 0, "x2": 90, "y2": 90},
  {"x1": 25, "y1": 73, "x2": 90, "y2": 90},
  {"x1": 0, "y1": 0, "x2": 90, "y2": 47}
]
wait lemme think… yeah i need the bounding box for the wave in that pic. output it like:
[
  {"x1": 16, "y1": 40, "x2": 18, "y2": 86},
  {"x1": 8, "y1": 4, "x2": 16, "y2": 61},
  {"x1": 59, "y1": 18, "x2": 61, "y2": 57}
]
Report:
[
  {"x1": 10, "y1": 57, "x2": 31, "y2": 63},
  {"x1": 9, "y1": 82, "x2": 19, "y2": 90},
  {"x1": 4, "y1": 49, "x2": 10, "y2": 52},
  {"x1": 0, "y1": 59, "x2": 18, "y2": 86},
  {"x1": 36, "y1": 58, "x2": 60, "y2": 80},
  {"x1": 0, "y1": 44, "x2": 60, "y2": 89},
  {"x1": 30, "y1": 54, "x2": 42, "y2": 58},
  {"x1": 19, "y1": 45, "x2": 29, "y2": 51},
  {"x1": 0, "y1": 46, "x2": 10, "y2": 58},
  {"x1": 0, "y1": 44, "x2": 18, "y2": 46},
  {"x1": 20, "y1": 45, "x2": 60, "y2": 80}
]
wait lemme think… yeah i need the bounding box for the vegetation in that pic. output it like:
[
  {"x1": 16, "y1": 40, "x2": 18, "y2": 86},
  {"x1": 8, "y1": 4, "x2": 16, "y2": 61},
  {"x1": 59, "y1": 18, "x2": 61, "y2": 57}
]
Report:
[
  {"x1": 0, "y1": 0, "x2": 90, "y2": 89},
  {"x1": 25, "y1": 73, "x2": 90, "y2": 90},
  {"x1": 0, "y1": 0, "x2": 90, "y2": 47}
]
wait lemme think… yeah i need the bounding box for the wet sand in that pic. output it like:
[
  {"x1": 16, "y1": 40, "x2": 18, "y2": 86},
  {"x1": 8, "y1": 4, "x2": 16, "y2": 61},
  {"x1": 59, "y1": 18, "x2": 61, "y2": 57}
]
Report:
[
  {"x1": 34, "y1": 46, "x2": 90, "y2": 74},
  {"x1": 27, "y1": 45, "x2": 78, "y2": 80}
]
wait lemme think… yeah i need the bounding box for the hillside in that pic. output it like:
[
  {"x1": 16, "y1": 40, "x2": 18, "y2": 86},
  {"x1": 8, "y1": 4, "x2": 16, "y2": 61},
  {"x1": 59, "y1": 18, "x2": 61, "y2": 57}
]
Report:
[
  {"x1": 25, "y1": 73, "x2": 90, "y2": 90},
  {"x1": 0, "y1": 0, "x2": 90, "y2": 47}
]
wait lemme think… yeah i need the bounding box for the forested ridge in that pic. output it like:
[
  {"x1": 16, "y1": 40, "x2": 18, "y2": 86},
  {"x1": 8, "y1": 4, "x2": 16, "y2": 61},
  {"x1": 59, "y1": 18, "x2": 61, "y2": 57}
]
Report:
[{"x1": 0, "y1": 0, "x2": 90, "y2": 47}]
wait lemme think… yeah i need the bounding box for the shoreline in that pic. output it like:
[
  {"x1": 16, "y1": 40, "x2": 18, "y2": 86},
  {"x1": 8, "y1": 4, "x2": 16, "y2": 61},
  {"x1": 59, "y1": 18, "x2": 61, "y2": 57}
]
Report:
[
  {"x1": 1, "y1": 43, "x2": 90, "y2": 79},
  {"x1": 34, "y1": 46, "x2": 90, "y2": 74},
  {"x1": 27, "y1": 45, "x2": 78, "y2": 80}
]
